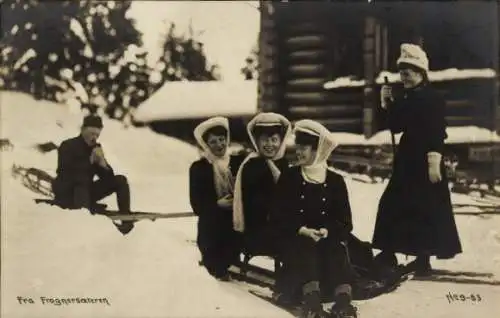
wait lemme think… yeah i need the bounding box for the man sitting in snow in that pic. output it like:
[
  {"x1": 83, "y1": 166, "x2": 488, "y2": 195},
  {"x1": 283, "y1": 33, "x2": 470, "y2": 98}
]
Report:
[{"x1": 52, "y1": 115, "x2": 131, "y2": 219}]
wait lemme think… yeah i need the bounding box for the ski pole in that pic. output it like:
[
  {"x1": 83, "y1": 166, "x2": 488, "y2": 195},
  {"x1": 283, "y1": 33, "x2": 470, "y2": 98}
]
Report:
[{"x1": 384, "y1": 76, "x2": 397, "y2": 157}]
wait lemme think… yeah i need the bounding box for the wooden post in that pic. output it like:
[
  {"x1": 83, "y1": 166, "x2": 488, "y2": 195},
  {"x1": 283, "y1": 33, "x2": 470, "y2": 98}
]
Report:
[
  {"x1": 363, "y1": 15, "x2": 377, "y2": 138},
  {"x1": 258, "y1": 0, "x2": 279, "y2": 113},
  {"x1": 382, "y1": 24, "x2": 388, "y2": 71},
  {"x1": 492, "y1": 1, "x2": 500, "y2": 185}
]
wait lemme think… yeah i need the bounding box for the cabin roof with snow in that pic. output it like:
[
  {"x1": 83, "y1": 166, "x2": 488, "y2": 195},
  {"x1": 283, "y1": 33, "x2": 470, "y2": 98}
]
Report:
[{"x1": 134, "y1": 80, "x2": 258, "y2": 122}]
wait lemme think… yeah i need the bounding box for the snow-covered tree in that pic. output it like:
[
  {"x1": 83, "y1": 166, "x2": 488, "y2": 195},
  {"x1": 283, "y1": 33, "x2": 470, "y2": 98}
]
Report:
[
  {"x1": 153, "y1": 22, "x2": 218, "y2": 84},
  {"x1": 1, "y1": 0, "x2": 145, "y2": 117},
  {"x1": 241, "y1": 44, "x2": 259, "y2": 80}
]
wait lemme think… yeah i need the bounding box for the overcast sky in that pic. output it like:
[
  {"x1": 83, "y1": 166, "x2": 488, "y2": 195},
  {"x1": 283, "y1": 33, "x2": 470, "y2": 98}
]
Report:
[{"x1": 128, "y1": 1, "x2": 260, "y2": 81}]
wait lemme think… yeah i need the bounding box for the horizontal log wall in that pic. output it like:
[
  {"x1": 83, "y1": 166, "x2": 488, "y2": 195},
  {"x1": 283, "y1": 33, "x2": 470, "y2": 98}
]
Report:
[{"x1": 277, "y1": 4, "x2": 364, "y2": 133}]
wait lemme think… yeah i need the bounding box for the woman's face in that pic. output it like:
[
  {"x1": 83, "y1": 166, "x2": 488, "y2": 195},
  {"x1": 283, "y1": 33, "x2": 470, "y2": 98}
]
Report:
[
  {"x1": 295, "y1": 143, "x2": 317, "y2": 166},
  {"x1": 257, "y1": 133, "x2": 282, "y2": 158},
  {"x1": 205, "y1": 134, "x2": 227, "y2": 157},
  {"x1": 399, "y1": 67, "x2": 423, "y2": 88}
]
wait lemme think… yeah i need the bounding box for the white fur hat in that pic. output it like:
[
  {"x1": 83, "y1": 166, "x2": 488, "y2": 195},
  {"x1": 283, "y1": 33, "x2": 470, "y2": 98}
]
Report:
[{"x1": 397, "y1": 43, "x2": 429, "y2": 72}]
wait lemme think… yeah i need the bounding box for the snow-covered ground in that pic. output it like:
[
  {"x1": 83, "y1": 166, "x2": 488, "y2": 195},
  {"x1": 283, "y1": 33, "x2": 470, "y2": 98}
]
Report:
[{"x1": 1, "y1": 92, "x2": 500, "y2": 318}]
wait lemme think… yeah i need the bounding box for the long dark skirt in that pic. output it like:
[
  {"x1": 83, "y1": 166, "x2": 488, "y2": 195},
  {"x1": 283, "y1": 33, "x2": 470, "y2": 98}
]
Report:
[
  {"x1": 197, "y1": 211, "x2": 240, "y2": 278},
  {"x1": 372, "y1": 161, "x2": 462, "y2": 259},
  {"x1": 275, "y1": 235, "x2": 354, "y2": 299}
]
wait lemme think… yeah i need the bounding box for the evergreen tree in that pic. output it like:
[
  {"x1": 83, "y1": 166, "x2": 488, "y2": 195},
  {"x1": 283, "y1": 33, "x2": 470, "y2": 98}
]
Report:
[
  {"x1": 156, "y1": 22, "x2": 218, "y2": 83},
  {"x1": 241, "y1": 44, "x2": 259, "y2": 80}
]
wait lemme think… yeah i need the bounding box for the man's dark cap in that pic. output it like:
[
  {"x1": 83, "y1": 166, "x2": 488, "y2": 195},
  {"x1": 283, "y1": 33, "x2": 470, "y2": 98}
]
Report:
[{"x1": 82, "y1": 115, "x2": 103, "y2": 129}]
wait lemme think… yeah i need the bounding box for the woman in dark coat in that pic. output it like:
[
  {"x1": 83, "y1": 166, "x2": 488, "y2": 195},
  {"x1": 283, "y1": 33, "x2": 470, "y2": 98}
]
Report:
[
  {"x1": 372, "y1": 43, "x2": 462, "y2": 276},
  {"x1": 233, "y1": 112, "x2": 291, "y2": 255},
  {"x1": 270, "y1": 120, "x2": 357, "y2": 318},
  {"x1": 189, "y1": 117, "x2": 245, "y2": 281}
]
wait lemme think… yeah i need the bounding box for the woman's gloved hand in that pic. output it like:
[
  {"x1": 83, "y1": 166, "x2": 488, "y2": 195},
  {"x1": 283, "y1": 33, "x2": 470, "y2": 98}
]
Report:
[
  {"x1": 217, "y1": 194, "x2": 233, "y2": 209},
  {"x1": 318, "y1": 228, "x2": 328, "y2": 239},
  {"x1": 299, "y1": 226, "x2": 322, "y2": 242},
  {"x1": 428, "y1": 152, "x2": 443, "y2": 183}
]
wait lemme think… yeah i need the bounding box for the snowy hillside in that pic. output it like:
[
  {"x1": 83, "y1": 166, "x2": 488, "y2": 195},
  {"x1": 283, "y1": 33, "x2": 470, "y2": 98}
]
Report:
[{"x1": 1, "y1": 92, "x2": 500, "y2": 318}]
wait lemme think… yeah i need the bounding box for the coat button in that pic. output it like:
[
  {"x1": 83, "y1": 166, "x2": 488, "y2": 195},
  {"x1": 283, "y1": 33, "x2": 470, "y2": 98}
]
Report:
[
  {"x1": 300, "y1": 195, "x2": 304, "y2": 199},
  {"x1": 323, "y1": 184, "x2": 327, "y2": 188},
  {"x1": 322, "y1": 198, "x2": 326, "y2": 202},
  {"x1": 302, "y1": 181, "x2": 306, "y2": 185},
  {"x1": 300, "y1": 209, "x2": 304, "y2": 213},
  {"x1": 321, "y1": 211, "x2": 326, "y2": 215}
]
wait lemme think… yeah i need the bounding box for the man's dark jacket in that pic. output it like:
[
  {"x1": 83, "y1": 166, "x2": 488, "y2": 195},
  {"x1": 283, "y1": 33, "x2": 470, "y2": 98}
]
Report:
[{"x1": 52, "y1": 135, "x2": 114, "y2": 205}]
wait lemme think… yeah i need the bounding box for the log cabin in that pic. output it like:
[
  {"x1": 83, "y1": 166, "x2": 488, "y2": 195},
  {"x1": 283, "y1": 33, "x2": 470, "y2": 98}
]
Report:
[{"x1": 258, "y1": 0, "x2": 499, "y2": 180}]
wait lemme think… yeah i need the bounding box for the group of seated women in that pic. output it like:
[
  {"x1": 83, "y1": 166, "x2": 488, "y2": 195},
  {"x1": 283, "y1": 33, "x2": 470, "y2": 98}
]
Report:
[{"x1": 189, "y1": 113, "x2": 358, "y2": 318}]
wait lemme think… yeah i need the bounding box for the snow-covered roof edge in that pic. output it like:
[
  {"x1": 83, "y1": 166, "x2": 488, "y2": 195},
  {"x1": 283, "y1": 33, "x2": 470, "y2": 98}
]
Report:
[
  {"x1": 282, "y1": 126, "x2": 500, "y2": 146},
  {"x1": 323, "y1": 68, "x2": 497, "y2": 90}
]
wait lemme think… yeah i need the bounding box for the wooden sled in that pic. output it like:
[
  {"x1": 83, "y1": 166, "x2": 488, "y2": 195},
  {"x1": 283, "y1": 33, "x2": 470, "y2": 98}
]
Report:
[
  {"x1": 97, "y1": 211, "x2": 195, "y2": 222},
  {"x1": 12, "y1": 165, "x2": 54, "y2": 198},
  {"x1": 34, "y1": 198, "x2": 195, "y2": 222}
]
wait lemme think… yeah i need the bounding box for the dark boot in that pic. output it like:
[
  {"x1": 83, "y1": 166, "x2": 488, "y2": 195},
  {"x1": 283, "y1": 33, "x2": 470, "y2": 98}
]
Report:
[
  {"x1": 374, "y1": 251, "x2": 399, "y2": 282},
  {"x1": 302, "y1": 281, "x2": 328, "y2": 318},
  {"x1": 216, "y1": 272, "x2": 231, "y2": 282},
  {"x1": 374, "y1": 251, "x2": 398, "y2": 268},
  {"x1": 113, "y1": 220, "x2": 135, "y2": 235},
  {"x1": 406, "y1": 255, "x2": 432, "y2": 277},
  {"x1": 330, "y1": 302, "x2": 358, "y2": 318},
  {"x1": 329, "y1": 284, "x2": 357, "y2": 318}
]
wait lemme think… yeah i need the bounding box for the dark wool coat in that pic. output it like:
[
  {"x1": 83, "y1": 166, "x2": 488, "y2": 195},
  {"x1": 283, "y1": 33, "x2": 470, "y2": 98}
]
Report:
[
  {"x1": 52, "y1": 136, "x2": 115, "y2": 206},
  {"x1": 240, "y1": 157, "x2": 289, "y2": 255},
  {"x1": 189, "y1": 154, "x2": 245, "y2": 277},
  {"x1": 269, "y1": 167, "x2": 354, "y2": 297},
  {"x1": 372, "y1": 83, "x2": 462, "y2": 259}
]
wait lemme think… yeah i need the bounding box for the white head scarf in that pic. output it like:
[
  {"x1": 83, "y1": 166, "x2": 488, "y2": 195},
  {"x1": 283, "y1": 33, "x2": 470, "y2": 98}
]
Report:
[
  {"x1": 193, "y1": 117, "x2": 234, "y2": 199},
  {"x1": 233, "y1": 112, "x2": 291, "y2": 232},
  {"x1": 293, "y1": 119, "x2": 338, "y2": 184}
]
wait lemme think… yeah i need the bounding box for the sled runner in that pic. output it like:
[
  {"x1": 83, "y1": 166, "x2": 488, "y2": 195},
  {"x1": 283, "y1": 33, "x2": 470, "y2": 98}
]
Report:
[
  {"x1": 34, "y1": 198, "x2": 195, "y2": 221},
  {"x1": 248, "y1": 290, "x2": 303, "y2": 318},
  {"x1": 99, "y1": 211, "x2": 195, "y2": 222},
  {"x1": 248, "y1": 289, "x2": 362, "y2": 318},
  {"x1": 221, "y1": 252, "x2": 407, "y2": 302}
]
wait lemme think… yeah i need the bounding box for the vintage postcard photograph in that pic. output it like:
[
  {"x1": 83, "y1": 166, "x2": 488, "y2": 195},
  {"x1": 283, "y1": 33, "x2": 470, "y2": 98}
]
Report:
[{"x1": 1, "y1": 0, "x2": 499, "y2": 317}]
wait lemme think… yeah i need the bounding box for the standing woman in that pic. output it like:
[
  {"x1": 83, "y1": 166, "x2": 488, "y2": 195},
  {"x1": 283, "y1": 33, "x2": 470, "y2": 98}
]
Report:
[
  {"x1": 270, "y1": 120, "x2": 357, "y2": 318},
  {"x1": 233, "y1": 112, "x2": 291, "y2": 255},
  {"x1": 189, "y1": 117, "x2": 245, "y2": 281},
  {"x1": 372, "y1": 44, "x2": 462, "y2": 276}
]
